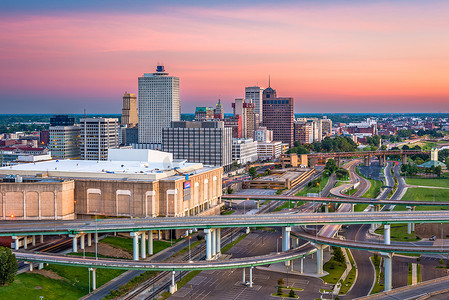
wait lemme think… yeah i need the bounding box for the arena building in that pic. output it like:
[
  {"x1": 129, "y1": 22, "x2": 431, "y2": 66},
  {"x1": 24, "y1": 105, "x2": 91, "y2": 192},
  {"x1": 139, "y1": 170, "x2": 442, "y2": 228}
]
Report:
[{"x1": 0, "y1": 149, "x2": 223, "y2": 221}]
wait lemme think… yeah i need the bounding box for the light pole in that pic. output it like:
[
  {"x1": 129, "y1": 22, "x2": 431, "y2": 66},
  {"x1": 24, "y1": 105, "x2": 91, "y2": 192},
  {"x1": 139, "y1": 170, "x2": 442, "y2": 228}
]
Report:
[
  {"x1": 277, "y1": 236, "x2": 282, "y2": 253},
  {"x1": 95, "y1": 210, "x2": 98, "y2": 260}
]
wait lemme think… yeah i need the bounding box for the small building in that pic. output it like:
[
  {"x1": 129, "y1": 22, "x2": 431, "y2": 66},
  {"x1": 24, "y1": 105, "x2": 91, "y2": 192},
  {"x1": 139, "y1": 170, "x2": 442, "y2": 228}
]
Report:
[
  {"x1": 232, "y1": 138, "x2": 258, "y2": 165},
  {"x1": 257, "y1": 141, "x2": 282, "y2": 160}
]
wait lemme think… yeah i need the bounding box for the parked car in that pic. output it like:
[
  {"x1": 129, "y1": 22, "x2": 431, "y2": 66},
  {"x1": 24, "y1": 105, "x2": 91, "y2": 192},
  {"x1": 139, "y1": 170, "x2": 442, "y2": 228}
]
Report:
[{"x1": 429, "y1": 236, "x2": 436, "y2": 241}]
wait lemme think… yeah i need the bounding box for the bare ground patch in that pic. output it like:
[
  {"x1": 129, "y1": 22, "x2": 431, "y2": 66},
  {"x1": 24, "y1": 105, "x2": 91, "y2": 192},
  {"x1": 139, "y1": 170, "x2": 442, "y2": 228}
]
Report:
[{"x1": 31, "y1": 269, "x2": 67, "y2": 281}]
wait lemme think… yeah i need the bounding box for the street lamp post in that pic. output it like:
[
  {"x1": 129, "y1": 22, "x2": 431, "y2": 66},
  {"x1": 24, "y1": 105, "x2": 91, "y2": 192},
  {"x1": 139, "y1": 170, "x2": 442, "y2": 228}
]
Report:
[{"x1": 189, "y1": 235, "x2": 192, "y2": 262}]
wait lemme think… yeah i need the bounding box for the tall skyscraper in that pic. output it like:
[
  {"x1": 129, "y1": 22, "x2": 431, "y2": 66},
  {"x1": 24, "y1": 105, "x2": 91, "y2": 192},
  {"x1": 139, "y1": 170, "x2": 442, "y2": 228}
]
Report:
[
  {"x1": 80, "y1": 118, "x2": 119, "y2": 160},
  {"x1": 49, "y1": 115, "x2": 80, "y2": 159},
  {"x1": 162, "y1": 121, "x2": 232, "y2": 169},
  {"x1": 232, "y1": 99, "x2": 255, "y2": 139},
  {"x1": 121, "y1": 92, "x2": 138, "y2": 127},
  {"x1": 138, "y1": 65, "x2": 180, "y2": 145},
  {"x1": 245, "y1": 86, "x2": 264, "y2": 123},
  {"x1": 214, "y1": 99, "x2": 224, "y2": 119},
  {"x1": 262, "y1": 85, "x2": 294, "y2": 146}
]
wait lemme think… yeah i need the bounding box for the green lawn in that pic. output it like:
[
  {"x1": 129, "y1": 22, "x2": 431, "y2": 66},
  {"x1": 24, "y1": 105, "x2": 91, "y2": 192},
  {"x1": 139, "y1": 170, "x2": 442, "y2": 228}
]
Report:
[
  {"x1": 295, "y1": 176, "x2": 330, "y2": 197},
  {"x1": 45, "y1": 264, "x2": 124, "y2": 293},
  {"x1": 394, "y1": 187, "x2": 449, "y2": 211},
  {"x1": 322, "y1": 257, "x2": 347, "y2": 284},
  {"x1": 222, "y1": 234, "x2": 248, "y2": 253},
  {"x1": 0, "y1": 272, "x2": 85, "y2": 300},
  {"x1": 363, "y1": 179, "x2": 382, "y2": 199},
  {"x1": 370, "y1": 256, "x2": 384, "y2": 294},
  {"x1": 100, "y1": 236, "x2": 172, "y2": 254},
  {"x1": 375, "y1": 224, "x2": 420, "y2": 242},
  {"x1": 339, "y1": 249, "x2": 356, "y2": 295},
  {"x1": 406, "y1": 177, "x2": 449, "y2": 188},
  {"x1": 354, "y1": 204, "x2": 368, "y2": 212},
  {"x1": 222, "y1": 209, "x2": 235, "y2": 215}
]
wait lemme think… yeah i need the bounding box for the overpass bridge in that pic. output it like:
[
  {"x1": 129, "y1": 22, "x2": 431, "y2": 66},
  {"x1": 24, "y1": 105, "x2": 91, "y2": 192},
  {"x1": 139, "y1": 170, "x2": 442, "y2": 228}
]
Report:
[{"x1": 222, "y1": 194, "x2": 449, "y2": 208}]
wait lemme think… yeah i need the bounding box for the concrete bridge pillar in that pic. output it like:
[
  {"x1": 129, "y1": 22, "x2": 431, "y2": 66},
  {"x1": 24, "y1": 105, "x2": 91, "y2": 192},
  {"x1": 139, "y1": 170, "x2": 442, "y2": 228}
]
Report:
[
  {"x1": 384, "y1": 224, "x2": 391, "y2": 245},
  {"x1": 242, "y1": 268, "x2": 246, "y2": 284},
  {"x1": 216, "y1": 228, "x2": 221, "y2": 257},
  {"x1": 205, "y1": 228, "x2": 212, "y2": 260},
  {"x1": 72, "y1": 235, "x2": 78, "y2": 253},
  {"x1": 249, "y1": 266, "x2": 254, "y2": 287},
  {"x1": 94, "y1": 232, "x2": 98, "y2": 244},
  {"x1": 169, "y1": 271, "x2": 178, "y2": 294},
  {"x1": 406, "y1": 206, "x2": 413, "y2": 234},
  {"x1": 140, "y1": 232, "x2": 146, "y2": 259},
  {"x1": 23, "y1": 236, "x2": 28, "y2": 250},
  {"x1": 87, "y1": 233, "x2": 92, "y2": 247},
  {"x1": 300, "y1": 257, "x2": 304, "y2": 273},
  {"x1": 90, "y1": 268, "x2": 97, "y2": 290},
  {"x1": 369, "y1": 205, "x2": 376, "y2": 231},
  {"x1": 26, "y1": 261, "x2": 33, "y2": 271},
  {"x1": 211, "y1": 229, "x2": 217, "y2": 257},
  {"x1": 324, "y1": 203, "x2": 329, "y2": 213},
  {"x1": 314, "y1": 243, "x2": 325, "y2": 275},
  {"x1": 381, "y1": 252, "x2": 394, "y2": 291},
  {"x1": 80, "y1": 234, "x2": 85, "y2": 250},
  {"x1": 32, "y1": 235, "x2": 36, "y2": 247},
  {"x1": 364, "y1": 155, "x2": 371, "y2": 166},
  {"x1": 148, "y1": 230, "x2": 153, "y2": 255},
  {"x1": 40, "y1": 235, "x2": 44, "y2": 243},
  {"x1": 282, "y1": 227, "x2": 291, "y2": 251},
  {"x1": 130, "y1": 232, "x2": 140, "y2": 261}
]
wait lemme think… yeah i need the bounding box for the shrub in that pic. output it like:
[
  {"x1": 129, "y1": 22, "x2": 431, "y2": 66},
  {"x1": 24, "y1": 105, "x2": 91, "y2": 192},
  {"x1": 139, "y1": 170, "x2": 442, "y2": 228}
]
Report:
[{"x1": 289, "y1": 289, "x2": 296, "y2": 298}]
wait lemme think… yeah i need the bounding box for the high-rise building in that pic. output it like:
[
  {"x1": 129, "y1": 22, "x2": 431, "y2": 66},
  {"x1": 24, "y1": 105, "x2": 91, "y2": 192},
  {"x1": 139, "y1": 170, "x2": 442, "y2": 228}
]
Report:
[
  {"x1": 121, "y1": 92, "x2": 138, "y2": 127},
  {"x1": 294, "y1": 121, "x2": 313, "y2": 144},
  {"x1": 214, "y1": 99, "x2": 224, "y2": 119},
  {"x1": 232, "y1": 99, "x2": 256, "y2": 139},
  {"x1": 49, "y1": 126, "x2": 80, "y2": 159},
  {"x1": 49, "y1": 115, "x2": 80, "y2": 159},
  {"x1": 162, "y1": 121, "x2": 232, "y2": 169},
  {"x1": 138, "y1": 65, "x2": 180, "y2": 145},
  {"x1": 80, "y1": 118, "x2": 119, "y2": 160},
  {"x1": 245, "y1": 86, "x2": 264, "y2": 123},
  {"x1": 254, "y1": 127, "x2": 273, "y2": 143},
  {"x1": 262, "y1": 85, "x2": 294, "y2": 146},
  {"x1": 195, "y1": 107, "x2": 214, "y2": 121},
  {"x1": 321, "y1": 117, "x2": 333, "y2": 137}
]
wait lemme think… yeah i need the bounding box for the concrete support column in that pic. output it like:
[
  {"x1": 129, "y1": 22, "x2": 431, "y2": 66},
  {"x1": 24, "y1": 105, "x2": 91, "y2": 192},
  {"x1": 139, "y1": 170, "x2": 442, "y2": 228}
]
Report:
[
  {"x1": 246, "y1": 227, "x2": 250, "y2": 234},
  {"x1": 14, "y1": 237, "x2": 19, "y2": 250},
  {"x1": 27, "y1": 262, "x2": 33, "y2": 271},
  {"x1": 242, "y1": 268, "x2": 246, "y2": 284},
  {"x1": 32, "y1": 235, "x2": 36, "y2": 247},
  {"x1": 158, "y1": 230, "x2": 161, "y2": 240},
  {"x1": 23, "y1": 236, "x2": 28, "y2": 249},
  {"x1": 369, "y1": 205, "x2": 376, "y2": 232},
  {"x1": 80, "y1": 234, "x2": 85, "y2": 250},
  {"x1": 382, "y1": 252, "x2": 394, "y2": 291},
  {"x1": 216, "y1": 228, "x2": 221, "y2": 256},
  {"x1": 282, "y1": 227, "x2": 291, "y2": 251},
  {"x1": 94, "y1": 233, "x2": 98, "y2": 244},
  {"x1": 72, "y1": 236, "x2": 78, "y2": 253},
  {"x1": 324, "y1": 203, "x2": 329, "y2": 213},
  {"x1": 38, "y1": 263, "x2": 44, "y2": 270},
  {"x1": 384, "y1": 224, "x2": 391, "y2": 245},
  {"x1": 87, "y1": 233, "x2": 92, "y2": 247},
  {"x1": 205, "y1": 229, "x2": 212, "y2": 260},
  {"x1": 90, "y1": 268, "x2": 96, "y2": 290},
  {"x1": 257, "y1": 200, "x2": 260, "y2": 209},
  {"x1": 131, "y1": 232, "x2": 139, "y2": 261},
  {"x1": 148, "y1": 230, "x2": 153, "y2": 255},
  {"x1": 300, "y1": 257, "x2": 304, "y2": 273},
  {"x1": 169, "y1": 271, "x2": 177, "y2": 294},
  {"x1": 249, "y1": 267, "x2": 253, "y2": 287},
  {"x1": 40, "y1": 235, "x2": 44, "y2": 243},
  {"x1": 211, "y1": 228, "x2": 217, "y2": 257},
  {"x1": 411, "y1": 206, "x2": 415, "y2": 232},
  {"x1": 315, "y1": 244, "x2": 325, "y2": 275},
  {"x1": 140, "y1": 232, "x2": 146, "y2": 259}
]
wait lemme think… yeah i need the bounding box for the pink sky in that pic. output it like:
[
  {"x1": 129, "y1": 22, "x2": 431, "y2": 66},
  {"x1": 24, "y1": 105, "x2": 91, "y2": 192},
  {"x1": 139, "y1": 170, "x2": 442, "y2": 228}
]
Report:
[{"x1": 0, "y1": 1, "x2": 449, "y2": 113}]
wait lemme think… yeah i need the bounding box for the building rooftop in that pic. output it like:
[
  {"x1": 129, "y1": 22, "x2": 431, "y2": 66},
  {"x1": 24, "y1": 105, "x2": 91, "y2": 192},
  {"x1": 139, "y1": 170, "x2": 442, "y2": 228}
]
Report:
[{"x1": 0, "y1": 149, "x2": 214, "y2": 181}]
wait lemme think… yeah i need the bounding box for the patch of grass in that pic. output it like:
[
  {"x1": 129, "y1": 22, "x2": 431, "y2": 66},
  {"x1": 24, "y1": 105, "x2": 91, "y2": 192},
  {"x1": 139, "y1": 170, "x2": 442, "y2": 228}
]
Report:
[
  {"x1": 221, "y1": 234, "x2": 248, "y2": 253},
  {"x1": 271, "y1": 292, "x2": 299, "y2": 298},
  {"x1": 374, "y1": 224, "x2": 420, "y2": 242},
  {"x1": 295, "y1": 176, "x2": 330, "y2": 197},
  {"x1": 408, "y1": 263, "x2": 412, "y2": 285},
  {"x1": 354, "y1": 204, "x2": 369, "y2": 212},
  {"x1": 105, "y1": 271, "x2": 158, "y2": 299},
  {"x1": 45, "y1": 264, "x2": 124, "y2": 293},
  {"x1": 322, "y1": 257, "x2": 346, "y2": 284},
  {"x1": 273, "y1": 201, "x2": 294, "y2": 212},
  {"x1": 101, "y1": 236, "x2": 172, "y2": 254},
  {"x1": 363, "y1": 179, "x2": 382, "y2": 199},
  {"x1": 222, "y1": 209, "x2": 235, "y2": 215},
  {"x1": 418, "y1": 263, "x2": 422, "y2": 283},
  {"x1": 394, "y1": 188, "x2": 449, "y2": 211},
  {"x1": 339, "y1": 249, "x2": 356, "y2": 295},
  {"x1": 0, "y1": 272, "x2": 85, "y2": 300},
  {"x1": 406, "y1": 177, "x2": 449, "y2": 188},
  {"x1": 174, "y1": 240, "x2": 201, "y2": 257},
  {"x1": 343, "y1": 188, "x2": 358, "y2": 196},
  {"x1": 370, "y1": 255, "x2": 384, "y2": 294}
]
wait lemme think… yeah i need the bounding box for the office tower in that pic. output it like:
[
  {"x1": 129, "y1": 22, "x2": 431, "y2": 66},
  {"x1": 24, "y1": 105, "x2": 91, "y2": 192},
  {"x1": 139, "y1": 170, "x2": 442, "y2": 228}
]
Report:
[
  {"x1": 232, "y1": 138, "x2": 258, "y2": 165},
  {"x1": 138, "y1": 65, "x2": 180, "y2": 145},
  {"x1": 80, "y1": 118, "x2": 119, "y2": 160},
  {"x1": 294, "y1": 121, "x2": 313, "y2": 144},
  {"x1": 245, "y1": 86, "x2": 264, "y2": 123},
  {"x1": 262, "y1": 85, "x2": 294, "y2": 146},
  {"x1": 214, "y1": 99, "x2": 224, "y2": 119},
  {"x1": 222, "y1": 115, "x2": 242, "y2": 138},
  {"x1": 195, "y1": 107, "x2": 214, "y2": 121},
  {"x1": 39, "y1": 130, "x2": 50, "y2": 146},
  {"x1": 232, "y1": 99, "x2": 256, "y2": 139},
  {"x1": 49, "y1": 115, "x2": 80, "y2": 159},
  {"x1": 162, "y1": 121, "x2": 232, "y2": 169},
  {"x1": 121, "y1": 92, "x2": 138, "y2": 127},
  {"x1": 321, "y1": 117, "x2": 332, "y2": 137}
]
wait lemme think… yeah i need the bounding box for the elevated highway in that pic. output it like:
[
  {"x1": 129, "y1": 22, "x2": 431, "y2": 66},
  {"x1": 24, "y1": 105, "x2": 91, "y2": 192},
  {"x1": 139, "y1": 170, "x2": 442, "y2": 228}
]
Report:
[
  {"x1": 221, "y1": 194, "x2": 449, "y2": 207},
  {"x1": 2, "y1": 211, "x2": 449, "y2": 236}
]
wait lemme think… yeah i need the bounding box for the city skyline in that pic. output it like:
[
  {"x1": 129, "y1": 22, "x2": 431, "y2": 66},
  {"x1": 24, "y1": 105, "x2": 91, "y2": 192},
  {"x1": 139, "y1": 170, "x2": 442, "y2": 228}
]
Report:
[{"x1": 1, "y1": 0, "x2": 449, "y2": 113}]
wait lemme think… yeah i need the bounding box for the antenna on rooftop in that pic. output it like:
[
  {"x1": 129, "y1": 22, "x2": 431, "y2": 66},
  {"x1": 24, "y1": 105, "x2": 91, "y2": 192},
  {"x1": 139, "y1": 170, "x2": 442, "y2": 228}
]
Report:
[
  {"x1": 83, "y1": 108, "x2": 86, "y2": 118},
  {"x1": 268, "y1": 75, "x2": 271, "y2": 88}
]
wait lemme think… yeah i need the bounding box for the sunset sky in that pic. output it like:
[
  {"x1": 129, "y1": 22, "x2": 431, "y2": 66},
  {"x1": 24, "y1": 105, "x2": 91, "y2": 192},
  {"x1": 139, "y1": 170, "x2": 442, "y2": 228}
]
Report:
[{"x1": 1, "y1": 0, "x2": 448, "y2": 114}]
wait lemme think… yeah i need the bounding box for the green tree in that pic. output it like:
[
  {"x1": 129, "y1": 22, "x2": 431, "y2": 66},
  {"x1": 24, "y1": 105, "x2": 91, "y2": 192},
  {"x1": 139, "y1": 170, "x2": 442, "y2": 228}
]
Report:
[
  {"x1": 278, "y1": 278, "x2": 284, "y2": 286},
  {"x1": 248, "y1": 167, "x2": 257, "y2": 178},
  {"x1": 332, "y1": 247, "x2": 345, "y2": 263},
  {"x1": 335, "y1": 168, "x2": 349, "y2": 180},
  {"x1": 0, "y1": 246, "x2": 18, "y2": 285},
  {"x1": 277, "y1": 285, "x2": 283, "y2": 295},
  {"x1": 288, "y1": 288, "x2": 296, "y2": 298},
  {"x1": 325, "y1": 159, "x2": 338, "y2": 174}
]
